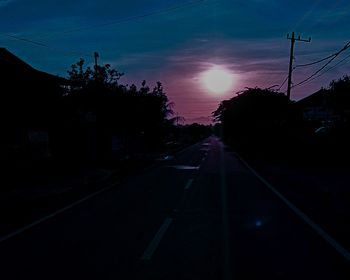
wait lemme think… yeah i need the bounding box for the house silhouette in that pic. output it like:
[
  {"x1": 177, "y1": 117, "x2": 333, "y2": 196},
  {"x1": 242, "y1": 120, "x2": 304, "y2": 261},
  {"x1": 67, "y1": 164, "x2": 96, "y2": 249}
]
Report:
[{"x1": 0, "y1": 48, "x2": 66, "y2": 161}]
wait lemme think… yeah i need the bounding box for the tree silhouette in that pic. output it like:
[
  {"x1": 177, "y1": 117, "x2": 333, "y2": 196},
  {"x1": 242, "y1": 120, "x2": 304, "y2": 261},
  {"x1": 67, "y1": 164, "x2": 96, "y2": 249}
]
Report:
[
  {"x1": 59, "y1": 59, "x2": 174, "y2": 161},
  {"x1": 213, "y1": 87, "x2": 292, "y2": 157}
]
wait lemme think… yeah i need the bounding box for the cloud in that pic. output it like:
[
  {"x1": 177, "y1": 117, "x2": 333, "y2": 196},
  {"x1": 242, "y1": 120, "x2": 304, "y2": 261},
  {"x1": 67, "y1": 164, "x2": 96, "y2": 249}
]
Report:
[
  {"x1": 2, "y1": 0, "x2": 349, "y2": 123},
  {"x1": 0, "y1": 0, "x2": 13, "y2": 7}
]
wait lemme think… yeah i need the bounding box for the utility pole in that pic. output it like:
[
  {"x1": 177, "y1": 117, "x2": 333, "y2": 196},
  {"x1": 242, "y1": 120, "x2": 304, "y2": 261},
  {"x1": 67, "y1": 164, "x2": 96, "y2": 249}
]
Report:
[
  {"x1": 94, "y1": 51, "x2": 99, "y2": 79},
  {"x1": 286, "y1": 32, "x2": 311, "y2": 100}
]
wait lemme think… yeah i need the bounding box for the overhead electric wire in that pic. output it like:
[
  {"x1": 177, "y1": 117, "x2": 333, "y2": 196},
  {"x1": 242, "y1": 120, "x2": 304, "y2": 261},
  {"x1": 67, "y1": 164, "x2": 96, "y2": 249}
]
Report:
[
  {"x1": 1, "y1": 33, "x2": 48, "y2": 47},
  {"x1": 292, "y1": 41, "x2": 350, "y2": 88},
  {"x1": 294, "y1": 40, "x2": 350, "y2": 69},
  {"x1": 293, "y1": 53, "x2": 337, "y2": 68},
  {"x1": 0, "y1": 33, "x2": 90, "y2": 58},
  {"x1": 294, "y1": 51, "x2": 350, "y2": 87},
  {"x1": 273, "y1": 39, "x2": 350, "y2": 93},
  {"x1": 0, "y1": 0, "x2": 207, "y2": 60},
  {"x1": 321, "y1": 52, "x2": 350, "y2": 73},
  {"x1": 277, "y1": 74, "x2": 289, "y2": 91},
  {"x1": 37, "y1": 0, "x2": 207, "y2": 40},
  {"x1": 292, "y1": 56, "x2": 338, "y2": 88}
]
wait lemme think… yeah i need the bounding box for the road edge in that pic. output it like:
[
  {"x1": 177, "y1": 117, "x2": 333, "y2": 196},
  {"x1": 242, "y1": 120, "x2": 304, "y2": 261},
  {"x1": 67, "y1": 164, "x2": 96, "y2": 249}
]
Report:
[
  {"x1": 233, "y1": 151, "x2": 350, "y2": 262},
  {"x1": 0, "y1": 138, "x2": 208, "y2": 244}
]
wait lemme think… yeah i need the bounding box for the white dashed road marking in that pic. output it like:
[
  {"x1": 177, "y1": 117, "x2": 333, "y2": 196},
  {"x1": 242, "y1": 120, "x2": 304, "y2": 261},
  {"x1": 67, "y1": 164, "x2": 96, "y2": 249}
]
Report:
[
  {"x1": 141, "y1": 218, "x2": 173, "y2": 260},
  {"x1": 184, "y1": 179, "x2": 194, "y2": 190}
]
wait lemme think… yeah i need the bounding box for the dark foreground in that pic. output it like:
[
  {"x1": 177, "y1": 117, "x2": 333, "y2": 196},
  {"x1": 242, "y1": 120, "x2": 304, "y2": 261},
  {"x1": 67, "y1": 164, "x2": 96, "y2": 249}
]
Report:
[{"x1": 0, "y1": 137, "x2": 349, "y2": 279}]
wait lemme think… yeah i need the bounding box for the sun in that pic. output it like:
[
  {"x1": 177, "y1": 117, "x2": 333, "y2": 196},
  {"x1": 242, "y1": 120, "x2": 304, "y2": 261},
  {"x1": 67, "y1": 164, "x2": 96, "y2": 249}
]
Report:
[{"x1": 201, "y1": 66, "x2": 234, "y2": 94}]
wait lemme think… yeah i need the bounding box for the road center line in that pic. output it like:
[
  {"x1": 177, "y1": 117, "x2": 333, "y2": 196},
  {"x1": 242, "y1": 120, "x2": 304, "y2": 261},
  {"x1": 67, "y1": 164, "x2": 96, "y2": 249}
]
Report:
[
  {"x1": 141, "y1": 218, "x2": 173, "y2": 260},
  {"x1": 184, "y1": 178, "x2": 194, "y2": 190},
  {"x1": 236, "y1": 153, "x2": 350, "y2": 262}
]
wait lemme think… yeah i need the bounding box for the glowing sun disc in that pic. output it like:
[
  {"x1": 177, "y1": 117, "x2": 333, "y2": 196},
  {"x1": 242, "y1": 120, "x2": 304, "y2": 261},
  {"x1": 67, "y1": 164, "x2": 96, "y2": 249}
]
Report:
[{"x1": 201, "y1": 67, "x2": 233, "y2": 94}]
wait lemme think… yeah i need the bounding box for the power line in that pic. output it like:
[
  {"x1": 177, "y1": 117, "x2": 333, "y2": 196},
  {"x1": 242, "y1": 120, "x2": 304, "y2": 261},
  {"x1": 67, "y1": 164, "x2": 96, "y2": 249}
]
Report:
[
  {"x1": 286, "y1": 32, "x2": 311, "y2": 99},
  {"x1": 294, "y1": 40, "x2": 350, "y2": 69},
  {"x1": 293, "y1": 51, "x2": 350, "y2": 87},
  {"x1": 37, "y1": 0, "x2": 207, "y2": 40},
  {"x1": 292, "y1": 41, "x2": 350, "y2": 88},
  {"x1": 322, "y1": 52, "x2": 350, "y2": 73},
  {"x1": 294, "y1": 53, "x2": 336, "y2": 68},
  {"x1": 277, "y1": 38, "x2": 350, "y2": 93},
  {"x1": 273, "y1": 39, "x2": 350, "y2": 93},
  {"x1": 265, "y1": 84, "x2": 279, "y2": 90},
  {"x1": 1, "y1": 33, "x2": 48, "y2": 47},
  {"x1": 277, "y1": 74, "x2": 289, "y2": 91},
  {"x1": 0, "y1": 0, "x2": 207, "y2": 61},
  {"x1": 0, "y1": 33, "x2": 90, "y2": 58},
  {"x1": 292, "y1": 56, "x2": 337, "y2": 88}
]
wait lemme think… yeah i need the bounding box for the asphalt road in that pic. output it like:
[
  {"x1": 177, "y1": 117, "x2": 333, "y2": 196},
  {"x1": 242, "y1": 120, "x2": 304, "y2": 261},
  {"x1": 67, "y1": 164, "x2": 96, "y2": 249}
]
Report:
[{"x1": 0, "y1": 137, "x2": 349, "y2": 279}]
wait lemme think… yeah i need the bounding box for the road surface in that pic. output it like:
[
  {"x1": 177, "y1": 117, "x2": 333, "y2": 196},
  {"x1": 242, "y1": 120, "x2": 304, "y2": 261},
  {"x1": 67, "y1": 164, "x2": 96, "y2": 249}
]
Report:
[{"x1": 0, "y1": 137, "x2": 349, "y2": 279}]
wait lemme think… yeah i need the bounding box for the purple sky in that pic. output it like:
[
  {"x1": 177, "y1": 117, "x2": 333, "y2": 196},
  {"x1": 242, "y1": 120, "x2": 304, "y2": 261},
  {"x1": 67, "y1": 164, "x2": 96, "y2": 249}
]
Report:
[{"x1": 1, "y1": 0, "x2": 350, "y2": 124}]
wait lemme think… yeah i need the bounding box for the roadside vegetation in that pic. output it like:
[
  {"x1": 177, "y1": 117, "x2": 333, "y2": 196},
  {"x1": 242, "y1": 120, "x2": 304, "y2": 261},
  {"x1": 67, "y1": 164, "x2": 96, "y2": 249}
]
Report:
[
  {"x1": 213, "y1": 76, "x2": 350, "y2": 251},
  {"x1": 213, "y1": 76, "x2": 350, "y2": 166},
  {"x1": 1, "y1": 55, "x2": 211, "y2": 236}
]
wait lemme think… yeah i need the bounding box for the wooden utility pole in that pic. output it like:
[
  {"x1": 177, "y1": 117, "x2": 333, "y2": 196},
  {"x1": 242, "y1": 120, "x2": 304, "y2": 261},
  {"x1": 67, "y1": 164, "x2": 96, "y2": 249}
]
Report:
[
  {"x1": 286, "y1": 32, "x2": 311, "y2": 100},
  {"x1": 94, "y1": 51, "x2": 99, "y2": 79}
]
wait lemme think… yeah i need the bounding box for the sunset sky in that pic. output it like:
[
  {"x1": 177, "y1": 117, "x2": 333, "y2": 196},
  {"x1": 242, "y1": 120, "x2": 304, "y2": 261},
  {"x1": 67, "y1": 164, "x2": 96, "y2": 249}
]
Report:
[{"x1": 1, "y1": 0, "x2": 350, "y2": 123}]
